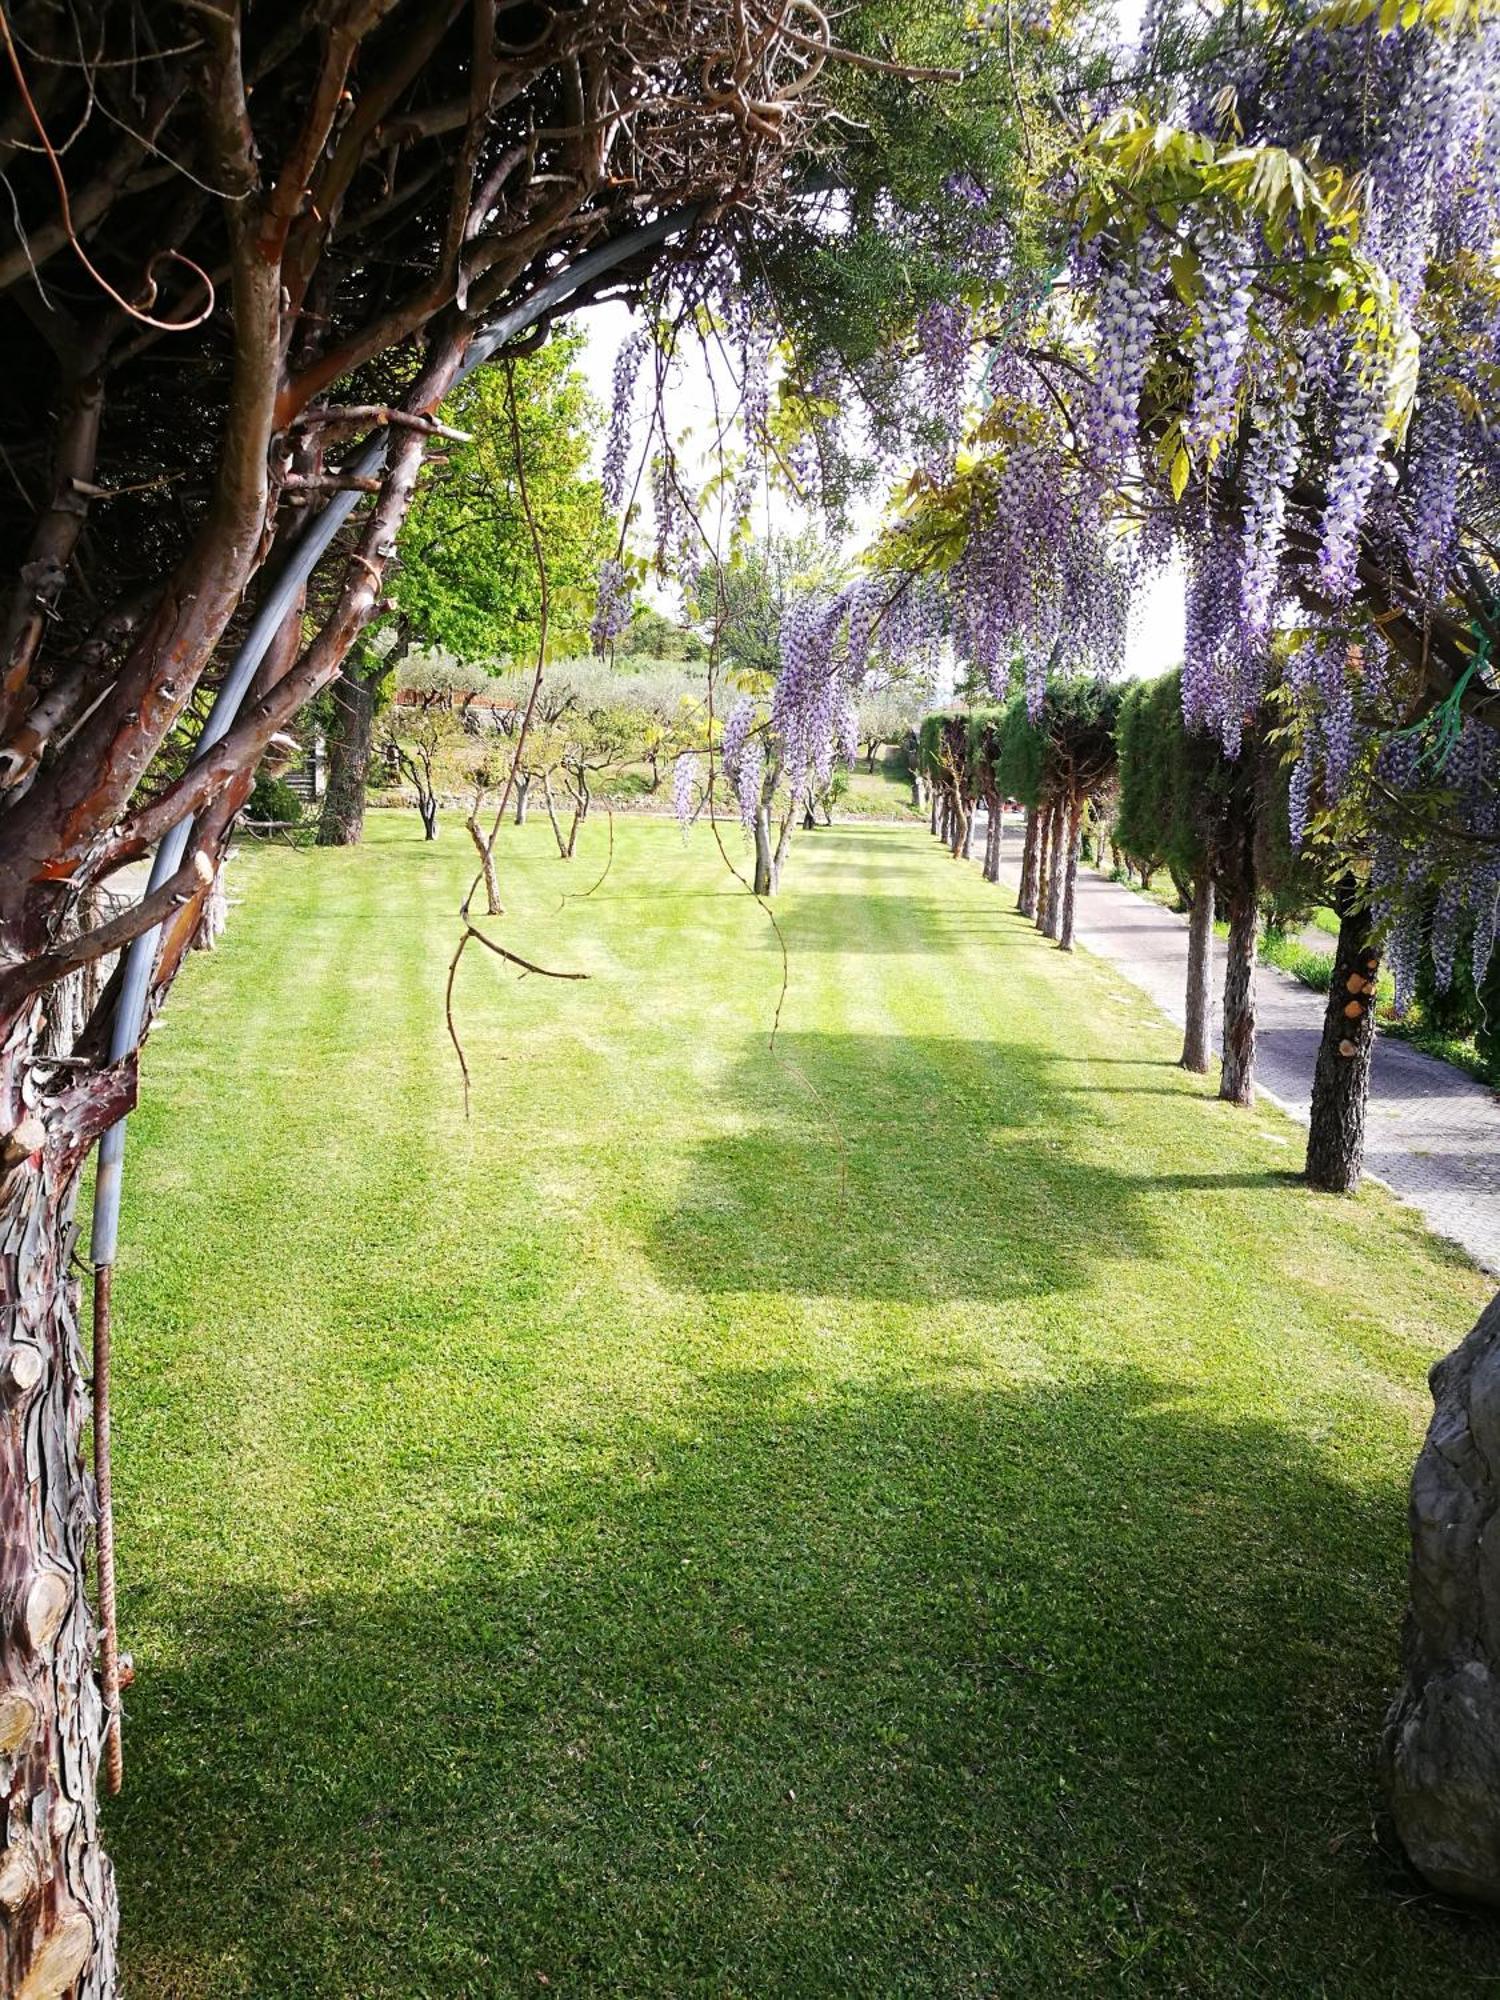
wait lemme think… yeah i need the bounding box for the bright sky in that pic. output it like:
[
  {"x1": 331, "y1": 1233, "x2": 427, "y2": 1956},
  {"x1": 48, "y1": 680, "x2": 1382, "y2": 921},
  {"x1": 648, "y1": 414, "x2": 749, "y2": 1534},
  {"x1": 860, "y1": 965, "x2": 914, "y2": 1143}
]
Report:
[{"x1": 570, "y1": 0, "x2": 1186, "y2": 682}]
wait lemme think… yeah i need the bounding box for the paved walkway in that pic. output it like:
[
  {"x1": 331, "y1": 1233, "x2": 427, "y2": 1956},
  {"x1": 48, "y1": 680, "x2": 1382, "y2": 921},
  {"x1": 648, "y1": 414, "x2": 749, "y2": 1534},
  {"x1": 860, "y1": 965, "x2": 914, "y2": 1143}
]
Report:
[{"x1": 968, "y1": 812, "x2": 1500, "y2": 1276}]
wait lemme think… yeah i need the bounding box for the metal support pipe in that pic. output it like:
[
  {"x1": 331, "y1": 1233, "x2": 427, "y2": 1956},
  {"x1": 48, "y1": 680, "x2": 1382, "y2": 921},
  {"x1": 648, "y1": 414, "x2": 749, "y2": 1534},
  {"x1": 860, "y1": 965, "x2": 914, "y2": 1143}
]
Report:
[{"x1": 89, "y1": 206, "x2": 696, "y2": 1264}]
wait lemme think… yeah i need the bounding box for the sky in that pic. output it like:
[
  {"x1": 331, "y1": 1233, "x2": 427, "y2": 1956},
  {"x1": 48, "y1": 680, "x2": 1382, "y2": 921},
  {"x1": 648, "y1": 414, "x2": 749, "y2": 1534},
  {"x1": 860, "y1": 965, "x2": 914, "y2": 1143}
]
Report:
[{"x1": 569, "y1": 0, "x2": 1186, "y2": 683}]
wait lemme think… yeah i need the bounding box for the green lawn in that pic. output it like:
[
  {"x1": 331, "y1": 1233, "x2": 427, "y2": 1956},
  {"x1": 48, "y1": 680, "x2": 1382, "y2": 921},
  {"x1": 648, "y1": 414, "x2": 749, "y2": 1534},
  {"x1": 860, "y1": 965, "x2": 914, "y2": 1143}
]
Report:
[
  {"x1": 107, "y1": 814, "x2": 1498, "y2": 1997},
  {"x1": 836, "y1": 754, "x2": 924, "y2": 818}
]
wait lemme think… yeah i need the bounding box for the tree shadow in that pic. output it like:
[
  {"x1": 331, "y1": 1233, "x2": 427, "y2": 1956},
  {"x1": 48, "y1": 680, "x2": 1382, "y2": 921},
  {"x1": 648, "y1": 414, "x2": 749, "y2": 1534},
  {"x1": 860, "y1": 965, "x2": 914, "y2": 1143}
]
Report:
[
  {"x1": 744, "y1": 893, "x2": 1029, "y2": 956},
  {"x1": 646, "y1": 1032, "x2": 1181, "y2": 1304},
  {"x1": 111, "y1": 1364, "x2": 1495, "y2": 1997}
]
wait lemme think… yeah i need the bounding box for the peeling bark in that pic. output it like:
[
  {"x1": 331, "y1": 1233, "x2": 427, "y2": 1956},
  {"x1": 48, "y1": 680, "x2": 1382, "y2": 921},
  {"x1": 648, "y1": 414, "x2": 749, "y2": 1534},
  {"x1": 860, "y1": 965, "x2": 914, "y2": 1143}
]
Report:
[{"x1": 0, "y1": 1015, "x2": 136, "y2": 2000}]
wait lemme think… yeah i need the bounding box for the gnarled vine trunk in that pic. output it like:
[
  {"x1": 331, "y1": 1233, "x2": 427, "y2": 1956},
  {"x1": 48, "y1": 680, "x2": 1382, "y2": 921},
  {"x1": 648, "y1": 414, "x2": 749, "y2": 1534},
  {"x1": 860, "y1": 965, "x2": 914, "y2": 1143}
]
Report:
[
  {"x1": 1181, "y1": 874, "x2": 1214, "y2": 1074},
  {"x1": 1386, "y1": 1289, "x2": 1500, "y2": 1907},
  {"x1": 1305, "y1": 881, "x2": 1379, "y2": 1193},
  {"x1": 0, "y1": 1015, "x2": 135, "y2": 2000},
  {"x1": 753, "y1": 803, "x2": 774, "y2": 897},
  {"x1": 317, "y1": 660, "x2": 379, "y2": 847}
]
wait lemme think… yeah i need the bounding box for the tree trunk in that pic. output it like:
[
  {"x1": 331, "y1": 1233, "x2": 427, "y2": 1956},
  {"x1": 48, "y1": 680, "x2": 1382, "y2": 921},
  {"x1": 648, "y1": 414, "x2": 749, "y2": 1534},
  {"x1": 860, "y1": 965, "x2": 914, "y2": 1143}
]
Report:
[
  {"x1": 418, "y1": 794, "x2": 439, "y2": 841},
  {"x1": 1018, "y1": 808, "x2": 1039, "y2": 918},
  {"x1": 514, "y1": 774, "x2": 530, "y2": 826},
  {"x1": 542, "y1": 775, "x2": 570, "y2": 859},
  {"x1": 753, "y1": 803, "x2": 774, "y2": 897},
  {"x1": 465, "y1": 818, "x2": 503, "y2": 917},
  {"x1": 1386, "y1": 1288, "x2": 1500, "y2": 1909},
  {"x1": 1305, "y1": 881, "x2": 1380, "y2": 1193},
  {"x1": 772, "y1": 805, "x2": 795, "y2": 891},
  {"x1": 1043, "y1": 800, "x2": 1066, "y2": 940},
  {"x1": 1059, "y1": 797, "x2": 1083, "y2": 950},
  {"x1": 316, "y1": 660, "x2": 378, "y2": 847},
  {"x1": 1033, "y1": 804, "x2": 1053, "y2": 931},
  {"x1": 1181, "y1": 874, "x2": 1214, "y2": 1074},
  {"x1": 0, "y1": 1015, "x2": 129, "y2": 2000},
  {"x1": 929, "y1": 792, "x2": 939, "y2": 836},
  {"x1": 1219, "y1": 883, "x2": 1258, "y2": 1106},
  {"x1": 983, "y1": 803, "x2": 1000, "y2": 883}
]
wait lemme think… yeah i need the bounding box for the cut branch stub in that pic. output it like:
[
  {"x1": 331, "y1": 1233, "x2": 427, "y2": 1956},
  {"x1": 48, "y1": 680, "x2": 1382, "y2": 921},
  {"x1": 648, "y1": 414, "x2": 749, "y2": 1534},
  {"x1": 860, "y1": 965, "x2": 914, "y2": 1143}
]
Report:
[
  {"x1": 0, "y1": 1832, "x2": 39, "y2": 1914},
  {"x1": 0, "y1": 1684, "x2": 37, "y2": 1756},
  {"x1": 19, "y1": 1570, "x2": 69, "y2": 1655},
  {"x1": 2, "y1": 1345, "x2": 43, "y2": 1398},
  {"x1": 14, "y1": 1910, "x2": 93, "y2": 2000}
]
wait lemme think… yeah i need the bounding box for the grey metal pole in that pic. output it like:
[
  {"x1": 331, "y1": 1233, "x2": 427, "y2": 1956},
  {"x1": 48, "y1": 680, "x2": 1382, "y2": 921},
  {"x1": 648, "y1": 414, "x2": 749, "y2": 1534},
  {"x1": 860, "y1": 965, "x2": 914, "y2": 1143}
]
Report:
[{"x1": 90, "y1": 205, "x2": 696, "y2": 1262}]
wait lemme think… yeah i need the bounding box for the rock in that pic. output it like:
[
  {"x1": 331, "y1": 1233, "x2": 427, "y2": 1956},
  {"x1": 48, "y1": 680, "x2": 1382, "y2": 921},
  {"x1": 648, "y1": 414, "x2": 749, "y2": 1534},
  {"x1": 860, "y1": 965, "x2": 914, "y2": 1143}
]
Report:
[{"x1": 1386, "y1": 1290, "x2": 1500, "y2": 1906}]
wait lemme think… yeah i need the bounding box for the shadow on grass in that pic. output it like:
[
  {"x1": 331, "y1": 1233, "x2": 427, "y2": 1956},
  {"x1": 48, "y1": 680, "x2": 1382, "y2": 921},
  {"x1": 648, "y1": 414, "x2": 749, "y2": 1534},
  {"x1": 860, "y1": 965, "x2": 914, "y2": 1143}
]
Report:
[
  {"x1": 112, "y1": 1364, "x2": 1488, "y2": 1998},
  {"x1": 743, "y1": 894, "x2": 1032, "y2": 956},
  {"x1": 645, "y1": 1032, "x2": 1198, "y2": 1304}
]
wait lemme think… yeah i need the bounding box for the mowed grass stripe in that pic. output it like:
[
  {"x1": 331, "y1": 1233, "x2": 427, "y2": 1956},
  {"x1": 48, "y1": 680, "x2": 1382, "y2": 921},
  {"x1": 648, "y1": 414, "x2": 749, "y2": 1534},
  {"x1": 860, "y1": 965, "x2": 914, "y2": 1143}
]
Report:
[{"x1": 108, "y1": 813, "x2": 1497, "y2": 1998}]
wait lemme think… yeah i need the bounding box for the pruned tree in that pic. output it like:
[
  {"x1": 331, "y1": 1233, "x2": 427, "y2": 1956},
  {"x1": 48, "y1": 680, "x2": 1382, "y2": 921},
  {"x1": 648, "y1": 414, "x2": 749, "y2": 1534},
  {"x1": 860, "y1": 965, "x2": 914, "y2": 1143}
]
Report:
[
  {"x1": 983, "y1": 682, "x2": 1120, "y2": 947},
  {"x1": 1116, "y1": 672, "x2": 1219, "y2": 1073}
]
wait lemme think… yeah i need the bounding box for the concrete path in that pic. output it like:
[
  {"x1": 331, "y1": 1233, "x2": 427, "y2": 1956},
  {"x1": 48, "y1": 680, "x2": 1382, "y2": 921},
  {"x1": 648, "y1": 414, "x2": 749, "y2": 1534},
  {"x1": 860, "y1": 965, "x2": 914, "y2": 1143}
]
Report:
[{"x1": 968, "y1": 811, "x2": 1500, "y2": 1277}]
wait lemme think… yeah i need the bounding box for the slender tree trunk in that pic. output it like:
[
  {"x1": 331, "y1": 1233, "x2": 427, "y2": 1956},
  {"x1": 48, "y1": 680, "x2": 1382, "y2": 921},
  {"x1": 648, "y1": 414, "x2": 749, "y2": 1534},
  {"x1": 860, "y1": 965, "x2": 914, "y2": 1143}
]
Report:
[
  {"x1": 1019, "y1": 807, "x2": 1039, "y2": 918},
  {"x1": 0, "y1": 1017, "x2": 130, "y2": 2000},
  {"x1": 1219, "y1": 882, "x2": 1259, "y2": 1106},
  {"x1": 912, "y1": 771, "x2": 926, "y2": 812},
  {"x1": 465, "y1": 817, "x2": 503, "y2": 916},
  {"x1": 1181, "y1": 874, "x2": 1214, "y2": 1074},
  {"x1": 316, "y1": 660, "x2": 378, "y2": 847},
  {"x1": 960, "y1": 801, "x2": 975, "y2": 861},
  {"x1": 1305, "y1": 879, "x2": 1380, "y2": 1192},
  {"x1": 929, "y1": 792, "x2": 939, "y2": 836},
  {"x1": 542, "y1": 775, "x2": 569, "y2": 860},
  {"x1": 513, "y1": 774, "x2": 530, "y2": 826},
  {"x1": 772, "y1": 804, "x2": 795, "y2": 892},
  {"x1": 1059, "y1": 796, "x2": 1083, "y2": 950},
  {"x1": 1033, "y1": 804, "x2": 1053, "y2": 931},
  {"x1": 418, "y1": 793, "x2": 439, "y2": 841},
  {"x1": 1043, "y1": 801, "x2": 1066, "y2": 940},
  {"x1": 753, "y1": 803, "x2": 774, "y2": 897}
]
